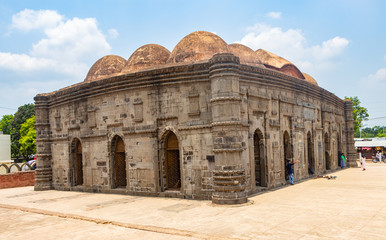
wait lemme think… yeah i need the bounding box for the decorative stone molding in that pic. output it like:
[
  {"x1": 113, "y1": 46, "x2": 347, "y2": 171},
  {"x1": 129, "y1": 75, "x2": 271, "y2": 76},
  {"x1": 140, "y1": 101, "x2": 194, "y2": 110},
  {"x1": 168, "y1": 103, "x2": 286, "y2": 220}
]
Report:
[
  {"x1": 212, "y1": 169, "x2": 247, "y2": 205},
  {"x1": 213, "y1": 148, "x2": 244, "y2": 153},
  {"x1": 210, "y1": 96, "x2": 242, "y2": 103}
]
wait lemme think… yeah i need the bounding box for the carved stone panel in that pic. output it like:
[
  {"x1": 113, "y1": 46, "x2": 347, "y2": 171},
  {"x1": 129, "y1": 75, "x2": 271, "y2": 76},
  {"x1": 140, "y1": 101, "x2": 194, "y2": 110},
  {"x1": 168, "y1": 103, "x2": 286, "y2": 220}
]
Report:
[{"x1": 134, "y1": 99, "x2": 143, "y2": 122}]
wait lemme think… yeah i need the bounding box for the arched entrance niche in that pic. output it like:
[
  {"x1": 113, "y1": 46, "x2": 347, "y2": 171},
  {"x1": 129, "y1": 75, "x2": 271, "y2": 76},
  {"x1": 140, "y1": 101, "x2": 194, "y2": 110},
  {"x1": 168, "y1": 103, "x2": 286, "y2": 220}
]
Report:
[
  {"x1": 325, "y1": 132, "x2": 331, "y2": 170},
  {"x1": 283, "y1": 131, "x2": 291, "y2": 181},
  {"x1": 70, "y1": 138, "x2": 83, "y2": 186},
  {"x1": 337, "y1": 132, "x2": 342, "y2": 167},
  {"x1": 164, "y1": 131, "x2": 181, "y2": 190},
  {"x1": 111, "y1": 135, "x2": 127, "y2": 188},
  {"x1": 307, "y1": 131, "x2": 315, "y2": 175},
  {"x1": 253, "y1": 129, "x2": 266, "y2": 187}
]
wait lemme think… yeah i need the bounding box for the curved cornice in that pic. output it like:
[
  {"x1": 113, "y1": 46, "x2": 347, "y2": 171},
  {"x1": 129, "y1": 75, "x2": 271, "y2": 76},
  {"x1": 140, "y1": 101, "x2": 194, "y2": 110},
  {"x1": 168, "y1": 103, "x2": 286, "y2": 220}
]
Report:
[{"x1": 36, "y1": 58, "x2": 343, "y2": 110}]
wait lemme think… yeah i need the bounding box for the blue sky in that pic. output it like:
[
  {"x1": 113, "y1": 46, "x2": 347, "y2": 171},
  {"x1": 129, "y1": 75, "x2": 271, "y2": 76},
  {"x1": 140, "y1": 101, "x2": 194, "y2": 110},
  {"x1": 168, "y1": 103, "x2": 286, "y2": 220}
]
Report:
[{"x1": 1, "y1": 0, "x2": 386, "y2": 127}]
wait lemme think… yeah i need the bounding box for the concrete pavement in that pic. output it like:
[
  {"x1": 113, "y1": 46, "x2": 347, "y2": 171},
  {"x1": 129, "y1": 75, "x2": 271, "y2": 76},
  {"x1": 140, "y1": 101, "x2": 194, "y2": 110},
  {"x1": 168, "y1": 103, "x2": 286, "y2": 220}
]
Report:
[{"x1": 1, "y1": 163, "x2": 386, "y2": 240}]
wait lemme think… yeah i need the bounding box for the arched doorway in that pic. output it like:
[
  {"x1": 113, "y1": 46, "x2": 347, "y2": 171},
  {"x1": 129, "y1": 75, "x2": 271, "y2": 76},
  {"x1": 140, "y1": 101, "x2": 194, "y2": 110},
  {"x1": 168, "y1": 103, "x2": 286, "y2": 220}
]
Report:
[
  {"x1": 71, "y1": 138, "x2": 83, "y2": 186},
  {"x1": 164, "y1": 131, "x2": 181, "y2": 190},
  {"x1": 283, "y1": 131, "x2": 291, "y2": 181},
  {"x1": 325, "y1": 133, "x2": 330, "y2": 170},
  {"x1": 307, "y1": 132, "x2": 315, "y2": 175},
  {"x1": 254, "y1": 129, "x2": 266, "y2": 187},
  {"x1": 337, "y1": 133, "x2": 342, "y2": 167},
  {"x1": 112, "y1": 136, "x2": 127, "y2": 188}
]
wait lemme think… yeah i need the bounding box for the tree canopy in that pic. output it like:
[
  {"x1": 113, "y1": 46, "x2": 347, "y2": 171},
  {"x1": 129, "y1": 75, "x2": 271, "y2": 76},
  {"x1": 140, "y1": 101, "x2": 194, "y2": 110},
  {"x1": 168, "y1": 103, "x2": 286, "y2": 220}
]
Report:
[
  {"x1": 360, "y1": 126, "x2": 386, "y2": 138},
  {"x1": 10, "y1": 103, "x2": 35, "y2": 158},
  {"x1": 0, "y1": 114, "x2": 14, "y2": 134},
  {"x1": 19, "y1": 115, "x2": 36, "y2": 160},
  {"x1": 345, "y1": 96, "x2": 369, "y2": 137}
]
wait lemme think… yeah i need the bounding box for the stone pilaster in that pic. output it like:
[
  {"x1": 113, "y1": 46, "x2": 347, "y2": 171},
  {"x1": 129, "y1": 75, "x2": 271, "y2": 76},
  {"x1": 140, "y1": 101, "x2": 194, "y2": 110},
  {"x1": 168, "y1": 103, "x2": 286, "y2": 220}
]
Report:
[
  {"x1": 344, "y1": 99, "x2": 357, "y2": 167},
  {"x1": 209, "y1": 53, "x2": 247, "y2": 204},
  {"x1": 34, "y1": 95, "x2": 53, "y2": 190}
]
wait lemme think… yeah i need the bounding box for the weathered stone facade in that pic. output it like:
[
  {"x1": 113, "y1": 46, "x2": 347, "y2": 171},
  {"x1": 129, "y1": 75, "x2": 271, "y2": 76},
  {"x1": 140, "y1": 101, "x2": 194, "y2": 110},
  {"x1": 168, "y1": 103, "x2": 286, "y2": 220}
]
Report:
[{"x1": 34, "y1": 31, "x2": 355, "y2": 204}]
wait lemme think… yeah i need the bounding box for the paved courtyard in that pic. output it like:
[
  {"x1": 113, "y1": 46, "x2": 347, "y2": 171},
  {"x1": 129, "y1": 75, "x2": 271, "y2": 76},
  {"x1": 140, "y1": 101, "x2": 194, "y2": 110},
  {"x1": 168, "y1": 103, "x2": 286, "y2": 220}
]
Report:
[{"x1": 1, "y1": 163, "x2": 385, "y2": 240}]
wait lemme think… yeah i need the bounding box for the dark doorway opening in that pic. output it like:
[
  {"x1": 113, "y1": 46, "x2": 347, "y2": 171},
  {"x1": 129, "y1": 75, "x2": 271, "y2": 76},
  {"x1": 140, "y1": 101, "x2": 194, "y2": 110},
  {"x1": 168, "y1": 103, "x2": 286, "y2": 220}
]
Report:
[
  {"x1": 71, "y1": 138, "x2": 83, "y2": 186},
  {"x1": 283, "y1": 131, "x2": 291, "y2": 181},
  {"x1": 112, "y1": 136, "x2": 127, "y2": 188},
  {"x1": 165, "y1": 131, "x2": 181, "y2": 190},
  {"x1": 307, "y1": 132, "x2": 315, "y2": 175},
  {"x1": 337, "y1": 134, "x2": 342, "y2": 167},
  {"x1": 254, "y1": 129, "x2": 266, "y2": 187},
  {"x1": 325, "y1": 133, "x2": 330, "y2": 170}
]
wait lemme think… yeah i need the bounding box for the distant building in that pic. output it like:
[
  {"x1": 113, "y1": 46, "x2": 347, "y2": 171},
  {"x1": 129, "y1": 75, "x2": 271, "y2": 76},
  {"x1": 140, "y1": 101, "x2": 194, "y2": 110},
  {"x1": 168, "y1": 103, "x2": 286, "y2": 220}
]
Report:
[
  {"x1": 0, "y1": 132, "x2": 11, "y2": 162},
  {"x1": 34, "y1": 31, "x2": 356, "y2": 204},
  {"x1": 355, "y1": 138, "x2": 386, "y2": 159}
]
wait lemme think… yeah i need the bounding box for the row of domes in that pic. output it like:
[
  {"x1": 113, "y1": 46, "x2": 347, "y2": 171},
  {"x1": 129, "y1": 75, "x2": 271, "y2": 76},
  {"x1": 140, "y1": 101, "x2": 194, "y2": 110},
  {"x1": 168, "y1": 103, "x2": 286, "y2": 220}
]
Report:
[{"x1": 85, "y1": 31, "x2": 317, "y2": 85}]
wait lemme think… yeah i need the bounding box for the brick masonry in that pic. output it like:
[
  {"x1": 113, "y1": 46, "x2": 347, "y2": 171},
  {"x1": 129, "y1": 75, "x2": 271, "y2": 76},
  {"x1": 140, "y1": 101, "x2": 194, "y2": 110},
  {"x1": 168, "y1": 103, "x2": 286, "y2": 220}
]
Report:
[{"x1": 0, "y1": 171, "x2": 35, "y2": 189}]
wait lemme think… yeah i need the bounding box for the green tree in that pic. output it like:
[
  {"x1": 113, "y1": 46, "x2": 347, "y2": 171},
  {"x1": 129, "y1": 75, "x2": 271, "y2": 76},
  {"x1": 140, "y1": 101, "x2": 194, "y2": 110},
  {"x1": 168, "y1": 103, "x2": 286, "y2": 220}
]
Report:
[
  {"x1": 376, "y1": 126, "x2": 386, "y2": 137},
  {"x1": 377, "y1": 132, "x2": 386, "y2": 137},
  {"x1": 19, "y1": 115, "x2": 36, "y2": 160},
  {"x1": 361, "y1": 126, "x2": 379, "y2": 138},
  {"x1": 0, "y1": 114, "x2": 14, "y2": 134},
  {"x1": 358, "y1": 125, "x2": 386, "y2": 138},
  {"x1": 10, "y1": 103, "x2": 35, "y2": 158},
  {"x1": 345, "y1": 96, "x2": 369, "y2": 137}
]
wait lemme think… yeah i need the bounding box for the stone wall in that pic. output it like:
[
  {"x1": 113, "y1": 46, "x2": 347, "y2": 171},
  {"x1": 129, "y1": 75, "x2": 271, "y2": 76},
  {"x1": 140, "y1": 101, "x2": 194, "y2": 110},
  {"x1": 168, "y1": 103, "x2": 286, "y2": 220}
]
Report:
[
  {"x1": 35, "y1": 53, "x2": 354, "y2": 204},
  {"x1": 238, "y1": 65, "x2": 349, "y2": 192}
]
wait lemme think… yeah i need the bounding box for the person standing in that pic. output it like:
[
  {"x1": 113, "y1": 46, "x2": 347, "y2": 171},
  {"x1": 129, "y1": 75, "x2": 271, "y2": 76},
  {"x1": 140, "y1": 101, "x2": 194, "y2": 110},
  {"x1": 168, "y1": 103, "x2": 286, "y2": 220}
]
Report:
[
  {"x1": 340, "y1": 153, "x2": 346, "y2": 168},
  {"x1": 286, "y1": 159, "x2": 299, "y2": 185},
  {"x1": 377, "y1": 151, "x2": 382, "y2": 163},
  {"x1": 360, "y1": 156, "x2": 366, "y2": 171}
]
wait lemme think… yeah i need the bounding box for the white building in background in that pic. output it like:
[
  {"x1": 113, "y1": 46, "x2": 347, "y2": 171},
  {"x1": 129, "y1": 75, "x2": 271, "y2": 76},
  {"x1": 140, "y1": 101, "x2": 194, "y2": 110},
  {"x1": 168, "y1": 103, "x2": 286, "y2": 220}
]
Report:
[{"x1": 0, "y1": 132, "x2": 11, "y2": 162}]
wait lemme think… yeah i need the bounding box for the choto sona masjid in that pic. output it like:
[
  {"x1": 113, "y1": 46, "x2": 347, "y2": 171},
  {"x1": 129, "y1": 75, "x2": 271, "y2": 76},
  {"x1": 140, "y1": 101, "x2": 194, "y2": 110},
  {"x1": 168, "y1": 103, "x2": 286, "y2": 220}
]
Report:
[{"x1": 34, "y1": 31, "x2": 355, "y2": 204}]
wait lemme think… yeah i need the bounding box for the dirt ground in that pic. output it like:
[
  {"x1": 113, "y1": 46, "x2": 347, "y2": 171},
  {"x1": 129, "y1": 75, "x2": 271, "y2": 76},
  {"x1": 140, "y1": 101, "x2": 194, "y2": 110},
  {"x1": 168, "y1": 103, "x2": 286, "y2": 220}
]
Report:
[{"x1": 1, "y1": 163, "x2": 386, "y2": 240}]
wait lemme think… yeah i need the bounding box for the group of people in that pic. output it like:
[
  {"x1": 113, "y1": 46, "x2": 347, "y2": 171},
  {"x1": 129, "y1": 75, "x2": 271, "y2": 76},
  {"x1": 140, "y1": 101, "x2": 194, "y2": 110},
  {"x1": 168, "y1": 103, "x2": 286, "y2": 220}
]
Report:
[
  {"x1": 358, "y1": 150, "x2": 385, "y2": 171},
  {"x1": 286, "y1": 149, "x2": 384, "y2": 184},
  {"x1": 286, "y1": 153, "x2": 347, "y2": 185}
]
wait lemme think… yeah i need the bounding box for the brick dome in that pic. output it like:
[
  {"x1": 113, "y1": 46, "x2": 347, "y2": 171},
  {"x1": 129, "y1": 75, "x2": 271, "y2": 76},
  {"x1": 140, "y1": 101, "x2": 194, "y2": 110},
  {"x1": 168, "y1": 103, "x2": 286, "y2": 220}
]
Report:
[
  {"x1": 85, "y1": 55, "x2": 127, "y2": 82},
  {"x1": 122, "y1": 44, "x2": 171, "y2": 73},
  {"x1": 168, "y1": 31, "x2": 229, "y2": 63},
  {"x1": 302, "y1": 72, "x2": 318, "y2": 86},
  {"x1": 83, "y1": 33, "x2": 312, "y2": 82},
  {"x1": 228, "y1": 43, "x2": 264, "y2": 68},
  {"x1": 256, "y1": 49, "x2": 304, "y2": 79}
]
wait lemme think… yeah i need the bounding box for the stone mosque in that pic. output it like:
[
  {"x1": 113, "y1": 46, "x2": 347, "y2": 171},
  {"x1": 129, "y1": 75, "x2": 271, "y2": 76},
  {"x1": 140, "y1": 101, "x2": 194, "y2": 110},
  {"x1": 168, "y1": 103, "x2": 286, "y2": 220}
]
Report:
[{"x1": 34, "y1": 31, "x2": 356, "y2": 204}]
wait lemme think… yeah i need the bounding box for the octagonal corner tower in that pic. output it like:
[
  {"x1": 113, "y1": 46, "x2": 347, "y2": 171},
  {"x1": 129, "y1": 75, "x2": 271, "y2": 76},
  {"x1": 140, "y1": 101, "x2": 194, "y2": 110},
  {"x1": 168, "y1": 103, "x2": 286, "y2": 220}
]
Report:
[{"x1": 34, "y1": 31, "x2": 355, "y2": 204}]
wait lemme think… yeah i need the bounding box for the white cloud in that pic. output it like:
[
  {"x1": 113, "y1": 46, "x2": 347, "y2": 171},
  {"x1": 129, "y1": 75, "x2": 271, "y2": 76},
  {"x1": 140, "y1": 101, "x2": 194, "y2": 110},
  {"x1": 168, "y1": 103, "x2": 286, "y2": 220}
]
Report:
[
  {"x1": 266, "y1": 12, "x2": 282, "y2": 19},
  {"x1": 362, "y1": 68, "x2": 386, "y2": 86},
  {"x1": 11, "y1": 9, "x2": 63, "y2": 31},
  {"x1": 243, "y1": 23, "x2": 305, "y2": 52},
  {"x1": 311, "y1": 37, "x2": 349, "y2": 60},
  {"x1": 108, "y1": 28, "x2": 119, "y2": 39},
  {"x1": 237, "y1": 23, "x2": 349, "y2": 72},
  {"x1": 1, "y1": 9, "x2": 111, "y2": 79},
  {"x1": 0, "y1": 52, "x2": 89, "y2": 78},
  {"x1": 31, "y1": 17, "x2": 111, "y2": 62},
  {"x1": 0, "y1": 52, "x2": 56, "y2": 71}
]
